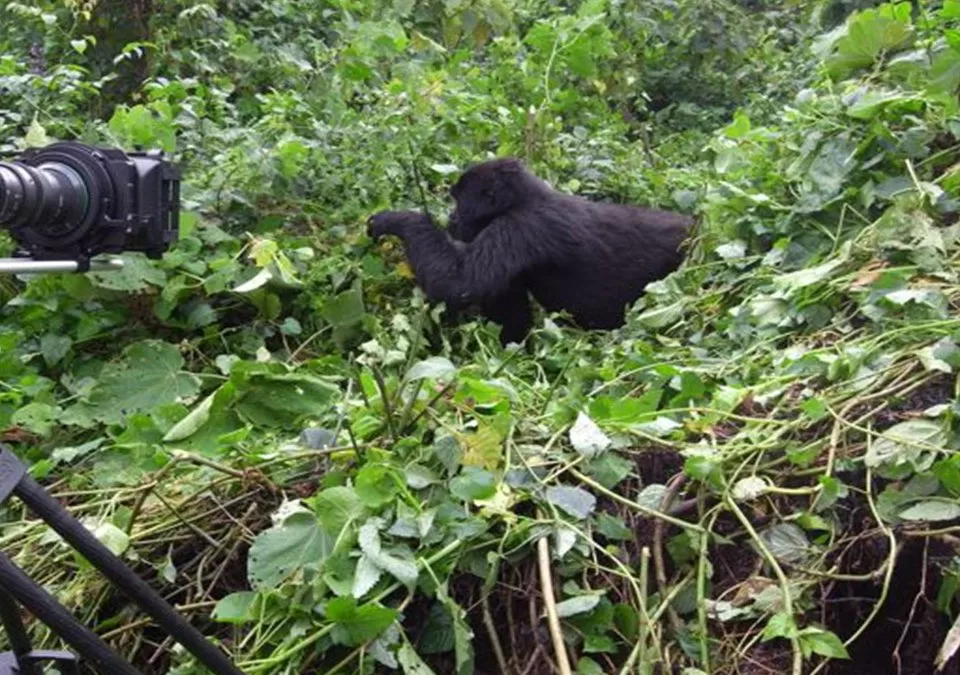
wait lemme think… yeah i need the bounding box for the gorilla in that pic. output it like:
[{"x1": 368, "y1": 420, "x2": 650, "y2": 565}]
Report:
[{"x1": 368, "y1": 158, "x2": 693, "y2": 345}]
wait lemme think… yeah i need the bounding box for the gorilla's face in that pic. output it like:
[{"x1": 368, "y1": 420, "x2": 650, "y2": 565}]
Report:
[
  {"x1": 447, "y1": 159, "x2": 525, "y2": 243},
  {"x1": 447, "y1": 210, "x2": 485, "y2": 243}
]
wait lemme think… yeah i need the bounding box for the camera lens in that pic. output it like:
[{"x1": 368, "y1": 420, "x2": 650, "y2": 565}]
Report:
[{"x1": 0, "y1": 160, "x2": 90, "y2": 235}]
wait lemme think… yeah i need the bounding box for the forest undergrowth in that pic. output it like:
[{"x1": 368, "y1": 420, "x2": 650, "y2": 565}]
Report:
[{"x1": 2, "y1": 1, "x2": 960, "y2": 674}]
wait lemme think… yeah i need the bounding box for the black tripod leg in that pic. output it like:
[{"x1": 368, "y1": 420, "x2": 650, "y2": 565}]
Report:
[
  {"x1": 0, "y1": 552, "x2": 139, "y2": 675},
  {"x1": 0, "y1": 587, "x2": 38, "y2": 675},
  {"x1": 12, "y1": 471, "x2": 244, "y2": 675}
]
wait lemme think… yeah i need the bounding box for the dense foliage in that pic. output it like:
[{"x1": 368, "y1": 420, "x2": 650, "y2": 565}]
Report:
[{"x1": 1, "y1": 1, "x2": 959, "y2": 674}]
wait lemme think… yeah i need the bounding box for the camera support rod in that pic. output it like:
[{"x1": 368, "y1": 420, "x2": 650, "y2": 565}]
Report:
[
  {"x1": 0, "y1": 444, "x2": 244, "y2": 675},
  {"x1": 0, "y1": 258, "x2": 124, "y2": 274}
]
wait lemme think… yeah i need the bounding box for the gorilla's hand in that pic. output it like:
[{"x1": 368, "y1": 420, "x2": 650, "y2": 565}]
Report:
[{"x1": 367, "y1": 210, "x2": 424, "y2": 240}]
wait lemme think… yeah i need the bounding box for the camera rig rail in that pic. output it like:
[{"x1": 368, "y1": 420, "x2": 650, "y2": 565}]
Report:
[{"x1": 0, "y1": 141, "x2": 180, "y2": 274}]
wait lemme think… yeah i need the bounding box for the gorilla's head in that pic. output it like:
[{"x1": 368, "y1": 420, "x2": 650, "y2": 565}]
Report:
[{"x1": 447, "y1": 158, "x2": 543, "y2": 242}]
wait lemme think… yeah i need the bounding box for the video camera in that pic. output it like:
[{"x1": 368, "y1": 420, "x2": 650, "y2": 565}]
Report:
[{"x1": 0, "y1": 141, "x2": 180, "y2": 273}]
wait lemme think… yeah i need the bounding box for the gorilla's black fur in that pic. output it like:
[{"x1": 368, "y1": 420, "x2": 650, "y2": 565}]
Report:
[{"x1": 368, "y1": 158, "x2": 693, "y2": 345}]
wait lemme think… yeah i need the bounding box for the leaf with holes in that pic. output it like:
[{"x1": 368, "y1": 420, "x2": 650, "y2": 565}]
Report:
[
  {"x1": 865, "y1": 419, "x2": 948, "y2": 470},
  {"x1": 398, "y1": 641, "x2": 437, "y2": 674},
  {"x1": 761, "y1": 523, "x2": 810, "y2": 564}
]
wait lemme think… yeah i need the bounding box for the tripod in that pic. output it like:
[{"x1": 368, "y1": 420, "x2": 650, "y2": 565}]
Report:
[{"x1": 0, "y1": 443, "x2": 244, "y2": 674}]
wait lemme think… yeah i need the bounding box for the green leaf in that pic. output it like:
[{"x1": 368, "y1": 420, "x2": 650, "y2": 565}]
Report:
[
  {"x1": 358, "y1": 519, "x2": 419, "y2": 586},
  {"x1": 247, "y1": 512, "x2": 334, "y2": 589},
  {"x1": 40, "y1": 334, "x2": 72, "y2": 367},
  {"x1": 546, "y1": 485, "x2": 597, "y2": 520},
  {"x1": 405, "y1": 463, "x2": 440, "y2": 489},
  {"x1": 761, "y1": 523, "x2": 810, "y2": 564},
  {"x1": 761, "y1": 612, "x2": 798, "y2": 642},
  {"x1": 398, "y1": 641, "x2": 437, "y2": 674},
  {"x1": 212, "y1": 592, "x2": 257, "y2": 624},
  {"x1": 583, "y1": 452, "x2": 633, "y2": 488},
  {"x1": 590, "y1": 390, "x2": 662, "y2": 424},
  {"x1": 898, "y1": 501, "x2": 960, "y2": 522},
  {"x1": 12, "y1": 402, "x2": 59, "y2": 436},
  {"x1": 865, "y1": 419, "x2": 948, "y2": 469},
  {"x1": 724, "y1": 110, "x2": 751, "y2": 139},
  {"x1": 356, "y1": 464, "x2": 401, "y2": 508},
  {"x1": 405, "y1": 357, "x2": 457, "y2": 382},
  {"x1": 846, "y1": 89, "x2": 917, "y2": 120},
  {"x1": 326, "y1": 596, "x2": 398, "y2": 647},
  {"x1": 801, "y1": 397, "x2": 829, "y2": 421},
  {"x1": 352, "y1": 555, "x2": 384, "y2": 598},
  {"x1": 555, "y1": 595, "x2": 601, "y2": 618},
  {"x1": 450, "y1": 467, "x2": 497, "y2": 502},
  {"x1": 86, "y1": 520, "x2": 130, "y2": 556},
  {"x1": 918, "y1": 339, "x2": 960, "y2": 374},
  {"x1": 798, "y1": 627, "x2": 850, "y2": 659},
  {"x1": 437, "y1": 582, "x2": 475, "y2": 675},
  {"x1": 312, "y1": 486, "x2": 366, "y2": 535},
  {"x1": 824, "y1": 4, "x2": 915, "y2": 79},
  {"x1": 432, "y1": 435, "x2": 462, "y2": 475},
  {"x1": 637, "y1": 484, "x2": 668, "y2": 511},
  {"x1": 24, "y1": 116, "x2": 49, "y2": 148},
  {"x1": 577, "y1": 658, "x2": 606, "y2": 675},
  {"x1": 595, "y1": 513, "x2": 632, "y2": 541},
  {"x1": 322, "y1": 286, "x2": 366, "y2": 327},
  {"x1": 89, "y1": 253, "x2": 166, "y2": 291},
  {"x1": 231, "y1": 363, "x2": 339, "y2": 428},
  {"x1": 71, "y1": 341, "x2": 201, "y2": 426},
  {"x1": 163, "y1": 391, "x2": 216, "y2": 442}
]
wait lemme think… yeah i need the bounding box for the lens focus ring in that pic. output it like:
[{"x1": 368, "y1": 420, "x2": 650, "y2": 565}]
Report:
[{"x1": 0, "y1": 160, "x2": 90, "y2": 236}]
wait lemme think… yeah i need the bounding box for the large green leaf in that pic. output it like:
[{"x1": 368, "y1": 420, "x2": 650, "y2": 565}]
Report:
[
  {"x1": 68, "y1": 341, "x2": 202, "y2": 426},
  {"x1": 247, "y1": 512, "x2": 335, "y2": 590},
  {"x1": 824, "y1": 3, "x2": 915, "y2": 79},
  {"x1": 230, "y1": 361, "x2": 340, "y2": 427}
]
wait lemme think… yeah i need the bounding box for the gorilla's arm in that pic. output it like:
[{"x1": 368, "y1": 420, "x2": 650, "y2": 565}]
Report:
[{"x1": 368, "y1": 210, "x2": 552, "y2": 306}]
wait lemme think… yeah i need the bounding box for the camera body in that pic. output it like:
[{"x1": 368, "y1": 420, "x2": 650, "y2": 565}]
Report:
[{"x1": 0, "y1": 141, "x2": 180, "y2": 266}]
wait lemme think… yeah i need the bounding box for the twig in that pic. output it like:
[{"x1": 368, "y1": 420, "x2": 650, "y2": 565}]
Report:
[
  {"x1": 724, "y1": 493, "x2": 802, "y2": 675},
  {"x1": 482, "y1": 593, "x2": 510, "y2": 674},
  {"x1": 537, "y1": 522, "x2": 573, "y2": 675},
  {"x1": 654, "y1": 473, "x2": 686, "y2": 634}
]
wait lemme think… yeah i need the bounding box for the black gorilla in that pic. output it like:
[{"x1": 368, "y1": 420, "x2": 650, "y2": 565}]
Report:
[{"x1": 368, "y1": 158, "x2": 693, "y2": 345}]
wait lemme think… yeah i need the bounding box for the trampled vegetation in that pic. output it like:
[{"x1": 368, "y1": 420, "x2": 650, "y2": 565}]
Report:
[{"x1": 2, "y1": 1, "x2": 960, "y2": 674}]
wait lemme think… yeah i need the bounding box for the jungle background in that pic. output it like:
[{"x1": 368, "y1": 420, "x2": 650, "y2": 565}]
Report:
[{"x1": 2, "y1": 1, "x2": 960, "y2": 674}]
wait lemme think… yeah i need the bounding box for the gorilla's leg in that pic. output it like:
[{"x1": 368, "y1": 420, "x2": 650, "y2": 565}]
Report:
[{"x1": 481, "y1": 283, "x2": 533, "y2": 346}]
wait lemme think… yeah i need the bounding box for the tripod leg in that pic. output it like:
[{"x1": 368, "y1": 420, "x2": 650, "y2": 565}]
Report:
[
  {"x1": 0, "y1": 552, "x2": 139, "y2": 674},
  {"x1": 6, "y1": 448, "x2": 242, "y2": 675},
  {"x1": 0, "y1": 587, "x2": 38, "y2": 675}
]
